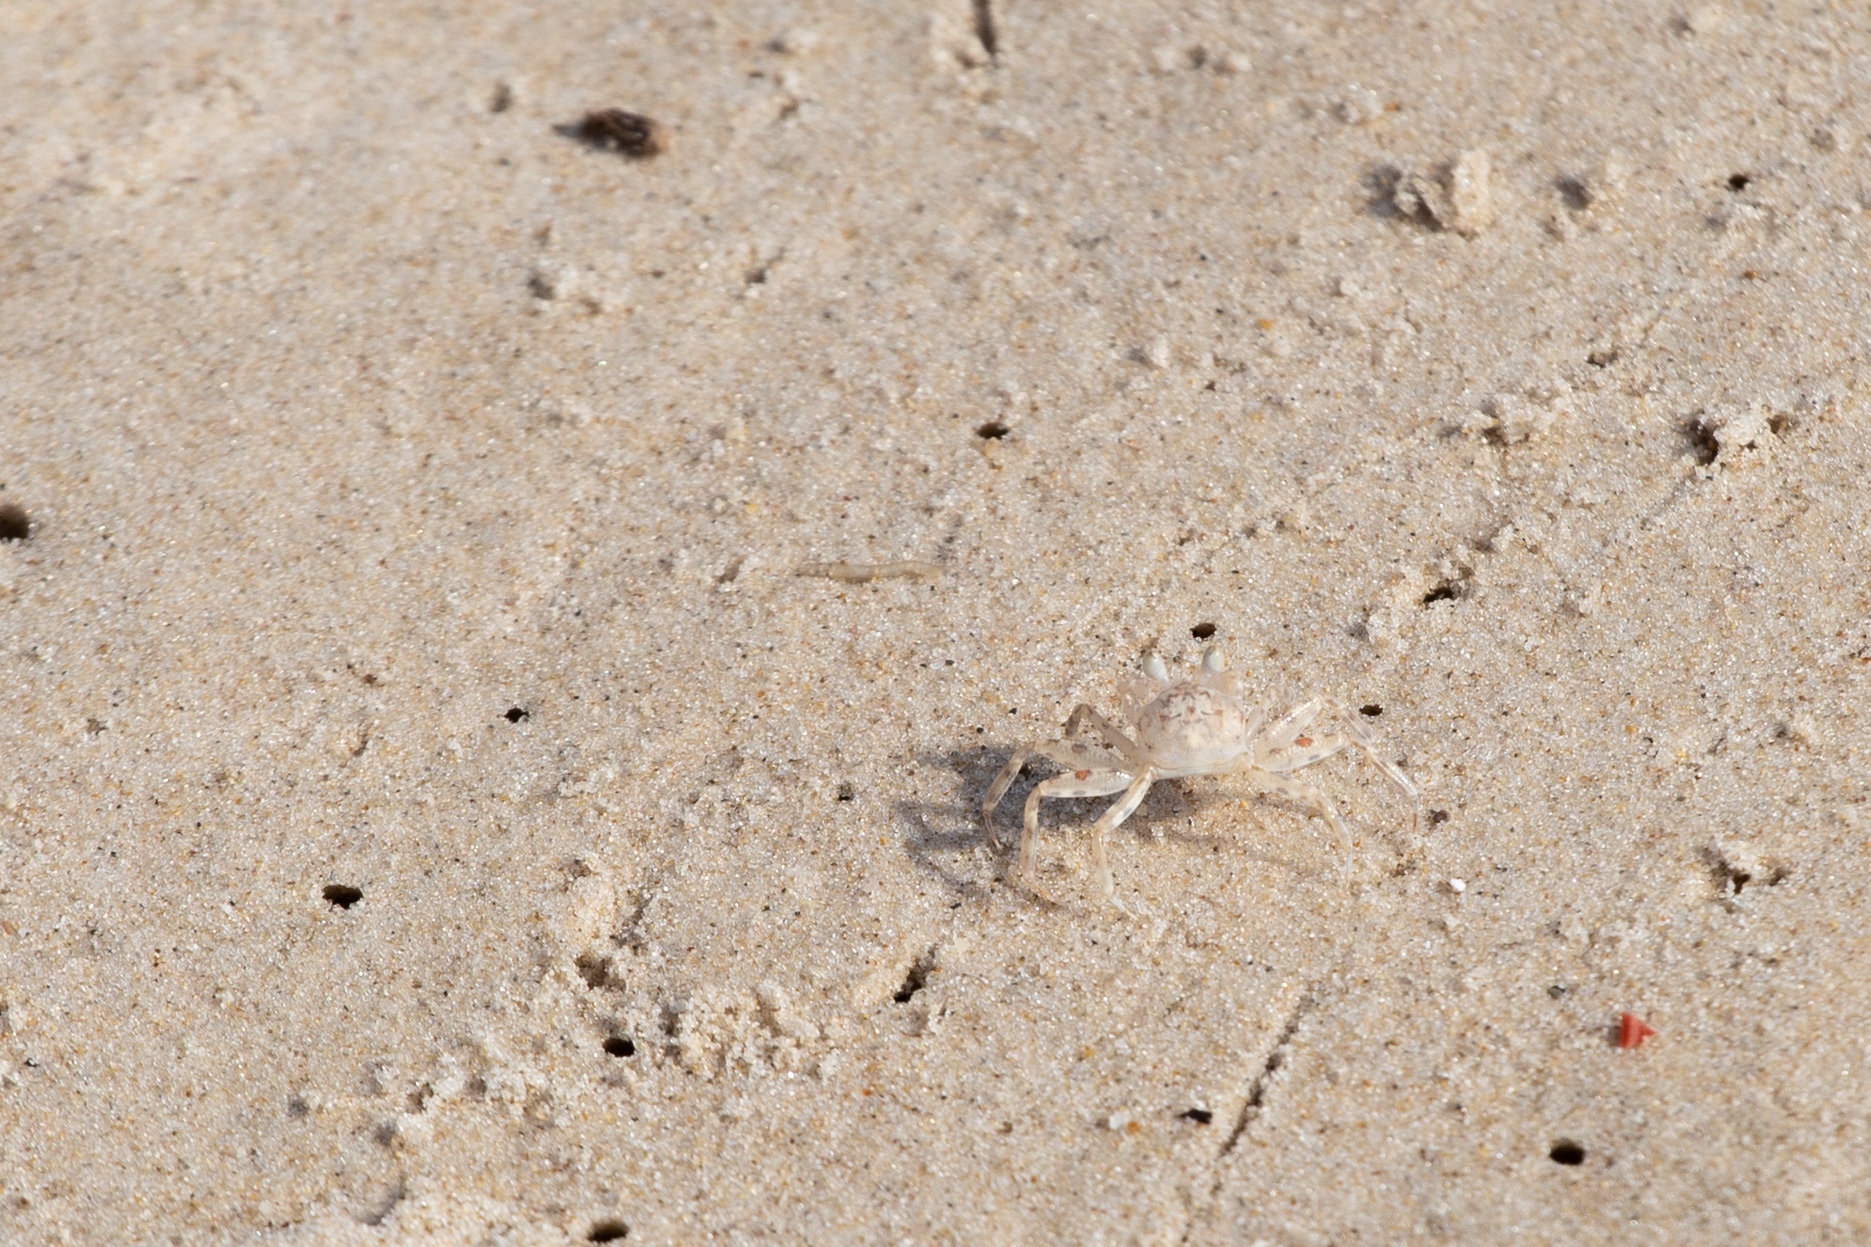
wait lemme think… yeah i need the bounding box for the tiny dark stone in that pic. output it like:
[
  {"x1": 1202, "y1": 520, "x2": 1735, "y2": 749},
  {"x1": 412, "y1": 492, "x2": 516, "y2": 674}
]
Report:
[
  {"x1": 1428, "y1": 809, "x2": 1450, "y2": 826},
  {"x1": 322, "y1": 884, "x2": 363, "y2": 909},
  {"x1": 1549, "y1": 1140, "x2": 1586, "y2": 1165}
]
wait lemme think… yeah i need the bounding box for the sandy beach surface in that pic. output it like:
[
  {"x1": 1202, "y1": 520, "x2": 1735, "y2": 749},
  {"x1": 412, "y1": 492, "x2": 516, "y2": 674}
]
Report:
[{"x1": 3, "y1": 1, "x2": 1869, "y2": 1242}]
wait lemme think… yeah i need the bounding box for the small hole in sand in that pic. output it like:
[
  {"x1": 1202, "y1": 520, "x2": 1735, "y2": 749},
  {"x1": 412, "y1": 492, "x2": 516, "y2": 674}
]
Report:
[
  {"x1": 0, "y1": 504, "x2": 29, "y2": 541},
  {"x1": 586, "y1": 1219, "x2": 630, "y2": 1243},
  {"x1": 1726, "y1": 172, "x2": 1751, "y2": 191},
  {"x1": 835, "y1": 781, "x2": 856, "y2": 802},
  {"x1": 1549, "y1": 1140, "x2": 1586, "y2": 1165},
  {"x1": 505, "y1": 706, "x2": 530, "y2": 723},
  {"x1": 1428, "y1": 809, "x2": 1450, "y2": 826},
  {"x1": 1359, "y1": 704, "x2": 1383, "y2": 717},
  {"x1": 574, "y1": 951, "x2": 613, "y2": 989},
  {"x1": 1190, "y1": 622, "x2": 1217, "y2": 640},
  {"x1": 1710, "y1": 851, "x2": 1756, "y2": 894},
  {"x1": 322, "y1": 884, "x2": 363, "y2": 909},
  {"x1": 893, "y1": 960, "x2": 928, "y2": 1004},
  {"x1": 602, "y1": 1036, "x2": 635, "y2": 1058},
  {"x1": 1181, "y1": 1108, "x2": 1214, "y2": 1124},
  {"x1": 1421, "y1": 583, "x2": 1459, "y2": 606},
  {"x1": 975, "y1": 421, "x2": 1010, "y2": 439}
]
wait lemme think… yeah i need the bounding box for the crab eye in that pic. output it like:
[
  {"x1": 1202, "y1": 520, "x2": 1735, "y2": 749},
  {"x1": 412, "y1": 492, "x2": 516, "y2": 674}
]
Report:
[
  {"x1": 1201, "y1": 646, "x2": 1227, "y2": 673},
  {"x1": 1143, "y1": 654, "x2": 1169, "y2": 681}
]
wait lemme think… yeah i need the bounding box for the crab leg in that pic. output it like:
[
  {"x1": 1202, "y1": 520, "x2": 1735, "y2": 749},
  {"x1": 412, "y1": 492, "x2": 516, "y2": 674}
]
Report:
[
  {"x1": 980, "y1": 747, "x2": 1035, "y2": 839},
  {"x1": 1062, "y1": 704, "x2": 1149, "y2": 770},
  {"x1": 1080, "y1": 769, "x2": 1157, "y2": 902},
  {"x1": 1246, "y1": 769, "x2": 1352, "y2": 881},
  {"x1": 1018, "y1": 768, "x2": 1135, "y2": 889},
  {"x1": 1259, "y1": 697, "x2": 1329, "y2": 755},
  {"x1": 1263, "y1": 733, "x2": 1354, "y2": 774},
  {"x1": 982, "y1": 739, "x2": 1128, "y2": 843},
  {"x1": 1339, "y1": 715, "x2": 1420, "y2": 837},
  {"x1": 1334, "y1": 705, "x2": 1420, "y2": 799}
]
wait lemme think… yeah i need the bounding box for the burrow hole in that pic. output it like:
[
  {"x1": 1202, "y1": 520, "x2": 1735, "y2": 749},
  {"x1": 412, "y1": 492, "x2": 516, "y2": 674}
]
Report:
[
  {"x1": 1428, "y1": 809, "x2": 1451, "y2": 826},
  {"x1": 1190, "y1": 622, "x2": 1217, "y2": 640},
  {"x1": 892, "y1": 953, "x2": 933, "y2": 1003},
  {"x1": 1359, "y1": 704, "x2": 1383, "y2": 717},
  {"x1": 1420, "y1": 582, "x2": 1461, "y2": 606},
  {"x1": 1726, "y1": 172, "x2": 1752, "y2": 192},
  {"x1": 0, "y1": 504, "x2": 29, "y2": 542},
  {"x1": 586, "y1": 1219, "x2": 630, "y2": 1243},
  {"x1": 1712, "y1": 856, "x2": 1789, "y2": 894},
  {"x1": 1682, "y1": 416, "x2": 1721, "y2": 466},
  {"x1": 602, "y1": 1035, "x2": 636, "y2": 1058},
  {"x1": 573, "y1": 951, "x2": 613, "y2": 989},
  {"x1": 975, "y1": 420, "x2": 1010, "y2": 440},
  {"x1": 835, "y1": 781, "x2": 856, "y2": 802},
  {"x1": 504, "y1": 706, "x2": 531, "y2": 723},
  {"x1": 1549, "y1": 1139, "x2": 1586, "y2": 1166},
  {"x1": 322, "y1": 884, "x2": 363, "y2": 909},
  {"x1": 1181, "y1": 1108, "x2": 1214, "y2": 1125}
]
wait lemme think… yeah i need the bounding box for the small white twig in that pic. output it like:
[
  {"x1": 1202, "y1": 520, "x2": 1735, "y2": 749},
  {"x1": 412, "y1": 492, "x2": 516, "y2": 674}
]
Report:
[{"x1": 794, "y1": 560, "x2": 944, "y2": 584}]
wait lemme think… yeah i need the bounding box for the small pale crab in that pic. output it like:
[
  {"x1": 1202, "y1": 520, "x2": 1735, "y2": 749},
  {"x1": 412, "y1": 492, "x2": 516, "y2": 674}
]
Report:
[{"x1": 981, "y1": 645, "x2": 1419, "y2": 902}]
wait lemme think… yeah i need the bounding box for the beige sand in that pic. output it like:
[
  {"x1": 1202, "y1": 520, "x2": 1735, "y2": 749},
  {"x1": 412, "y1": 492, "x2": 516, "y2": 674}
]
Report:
[{"x1": 2, "y1": 1, "x2": 1868, "y2": 1242}]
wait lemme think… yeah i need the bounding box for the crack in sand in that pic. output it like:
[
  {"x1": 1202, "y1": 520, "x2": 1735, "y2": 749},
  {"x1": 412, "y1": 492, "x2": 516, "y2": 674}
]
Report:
[
  {"x1": 1177, "y1": 988, "x2": 1313, "y2": 1245},
  {"x1": 1219, "y1": 992, "x2": 1310, "y2": 1156}
]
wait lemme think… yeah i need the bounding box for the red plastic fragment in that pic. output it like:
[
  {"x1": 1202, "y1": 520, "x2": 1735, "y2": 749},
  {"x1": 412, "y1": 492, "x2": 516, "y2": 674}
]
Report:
[{"x1": 1617, "y1": 1012, "x2": 1657, "y2": 1049}]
